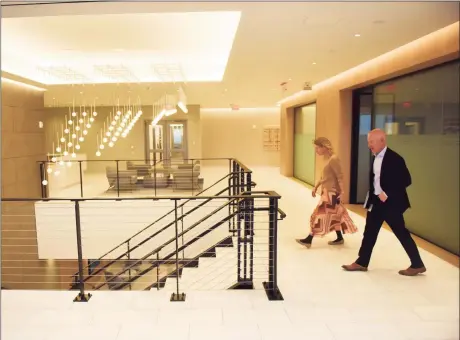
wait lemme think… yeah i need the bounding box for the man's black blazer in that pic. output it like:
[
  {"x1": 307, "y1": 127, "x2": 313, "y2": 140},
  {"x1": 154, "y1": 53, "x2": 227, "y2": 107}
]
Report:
[{"x1": 366, "y1": 148, "x2": 412, "y2": 213}]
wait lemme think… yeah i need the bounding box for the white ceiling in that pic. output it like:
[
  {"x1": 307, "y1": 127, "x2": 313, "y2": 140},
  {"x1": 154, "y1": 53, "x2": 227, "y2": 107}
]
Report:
[
  {"x1": 1, "y1": 12, "x2": 241, "y2": 83},
  {"x1": 1, "y1": 1, "x2": 459, "y2": 108}
]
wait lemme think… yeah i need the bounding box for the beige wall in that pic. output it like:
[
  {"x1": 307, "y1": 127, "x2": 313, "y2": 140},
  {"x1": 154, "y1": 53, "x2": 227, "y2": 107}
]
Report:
[
  {"x1": 1, "y1": 80, "x2": 46, "y2": 197},
  {"x1": 1, "y1": 79, "x2": 46, "y2": 289},
  {"x1": 201, "y1": 107, "x2": 280, "y2": 167},
  {"x1": 280, "y1": 22, "x2": 460, "y2": 202},
  {"x1": 44, "y1": 104, "x2": 201, "y2": 172}
]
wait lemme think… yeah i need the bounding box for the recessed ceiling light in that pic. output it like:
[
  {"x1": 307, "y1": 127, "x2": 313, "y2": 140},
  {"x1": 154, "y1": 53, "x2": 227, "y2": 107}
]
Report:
[
  {"x1": 354, "y1": 34, "x2": 361, "y2": 37},
  {"x1": 288, "y1": 78, "x2": 292, "y2": 81},
  {"x1": 312, "y1": 62, "x2": 317, "y2": 65}
]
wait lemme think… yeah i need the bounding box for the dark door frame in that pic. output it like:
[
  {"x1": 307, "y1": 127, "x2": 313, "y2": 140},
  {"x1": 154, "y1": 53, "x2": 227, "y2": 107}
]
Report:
[{"x1": 349, "y1": 88, "x2": 374, "y2": 204}]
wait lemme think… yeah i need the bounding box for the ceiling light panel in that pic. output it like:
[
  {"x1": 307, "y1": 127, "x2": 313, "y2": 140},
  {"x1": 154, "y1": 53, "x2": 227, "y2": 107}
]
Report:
[
  {"x1": 94, "y1": 64, "x2": 139, "y2": 83},
  {"x1": 1, "y1": 11, "x2": 241, "y2": 85},
  {"x1": 152, "y1": 64, "x2": 185, "y2": 82},
  {"x1": 37, "y1": 66, "x2": 89, "y2": 83}
]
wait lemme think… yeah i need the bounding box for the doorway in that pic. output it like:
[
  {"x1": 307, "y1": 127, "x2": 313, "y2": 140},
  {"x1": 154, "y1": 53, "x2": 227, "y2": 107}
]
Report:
[
  {"x1": 350, "y1": 90, "x2": 373, "y2": 204},
  {"x1": 145, "y1": 120, "x2": 188, "y2": 164}
]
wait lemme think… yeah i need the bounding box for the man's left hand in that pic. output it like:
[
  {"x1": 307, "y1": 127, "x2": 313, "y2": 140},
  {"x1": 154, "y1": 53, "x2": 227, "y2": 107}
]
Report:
[{"x1": 378, "y1": 192, "x2": 388, "y2": 202}]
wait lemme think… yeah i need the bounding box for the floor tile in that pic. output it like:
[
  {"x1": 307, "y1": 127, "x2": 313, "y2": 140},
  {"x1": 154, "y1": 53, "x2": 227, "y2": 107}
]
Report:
[
  {"x1": 395, "y1": 321, "x2": 460, "y2": 340},
  {"x1": 413, "y1": 306, "x2": 460, "y2": 321},
  {"x1": 1, "y1": 328, "x2": 48, "y2": 340},
  {"x1": 327, "y1": 321, "x2": 407, "y2": 340},
  {"x1": 189, "y1": 324, "x2": 261, "y2": 340},
  {"x1": 258, "y1": 323, "x2": 334, "y2": 340}
]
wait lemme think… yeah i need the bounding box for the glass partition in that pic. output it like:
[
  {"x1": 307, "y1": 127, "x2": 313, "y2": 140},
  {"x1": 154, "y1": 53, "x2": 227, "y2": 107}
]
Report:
[
  {"x1": 372, "y1": 61, "x2": 459, "y2": 254},
  {"x1": 293, "y1": 103, "x2": 316, "y2": 186}
]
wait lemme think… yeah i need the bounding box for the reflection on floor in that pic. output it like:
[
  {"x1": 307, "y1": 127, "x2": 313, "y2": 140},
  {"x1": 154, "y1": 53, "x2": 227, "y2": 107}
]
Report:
[
  {"x1": 2, "y1": 166, "x2": 459, "y2": 340},
  {"x1": 346, "y1": 204, "x2": 460, "y2": 269}
]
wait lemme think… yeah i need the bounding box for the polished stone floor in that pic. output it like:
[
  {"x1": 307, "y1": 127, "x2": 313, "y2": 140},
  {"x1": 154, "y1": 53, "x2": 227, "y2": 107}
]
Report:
[{"x1": 2, "y1": 167, "x2": 459, "y2": 340}]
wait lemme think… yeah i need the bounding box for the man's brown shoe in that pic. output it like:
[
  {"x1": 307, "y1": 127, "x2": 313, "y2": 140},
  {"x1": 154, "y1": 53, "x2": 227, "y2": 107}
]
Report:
[
  {"x1": 342, "y1": 263, "x2": 368, "y2": 272},
  {"x1": 398, "y1": 267, "x2": 426, "y2": 276}
]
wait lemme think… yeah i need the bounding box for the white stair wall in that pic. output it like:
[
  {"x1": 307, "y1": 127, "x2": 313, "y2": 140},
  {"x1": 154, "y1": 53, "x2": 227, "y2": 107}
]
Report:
[{"x1": 34, "y1": 198, "x2": 232, "y2": 260}]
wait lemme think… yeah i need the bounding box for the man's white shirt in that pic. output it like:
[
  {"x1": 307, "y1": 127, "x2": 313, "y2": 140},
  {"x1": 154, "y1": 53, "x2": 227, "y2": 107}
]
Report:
[{"x1": 373, "y1": 146, "x2": 388, "y2": 196}]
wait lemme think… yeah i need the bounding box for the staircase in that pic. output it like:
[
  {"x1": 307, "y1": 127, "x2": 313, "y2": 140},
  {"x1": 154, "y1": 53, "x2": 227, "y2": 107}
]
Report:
[
  {"x1": 68, "y1": 161, "x2": 284, "y2": 300},
  {"x1": 71, "y1": 166, "x2": 255, "y2": 291},
  {"x1": 151, "y1": 236, "x2": 237, "y2": 292}
]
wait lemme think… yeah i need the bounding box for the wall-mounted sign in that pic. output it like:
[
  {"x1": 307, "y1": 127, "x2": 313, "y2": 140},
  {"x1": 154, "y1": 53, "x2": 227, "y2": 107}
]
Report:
[{"x1": 263, "y1": 126, "x2": 280, "y2": 151}]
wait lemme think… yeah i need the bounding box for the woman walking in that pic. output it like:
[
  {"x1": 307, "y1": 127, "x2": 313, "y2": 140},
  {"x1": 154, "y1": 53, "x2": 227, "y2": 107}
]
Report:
[{"x1": 296, "y1": 137, "x2": 358, "y2": 248}]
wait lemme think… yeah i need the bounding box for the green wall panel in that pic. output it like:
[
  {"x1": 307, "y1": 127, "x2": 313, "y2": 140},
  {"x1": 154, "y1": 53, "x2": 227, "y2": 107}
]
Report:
[{"x1": 294, "y1": 104, "x2": 316, "y2": 186}]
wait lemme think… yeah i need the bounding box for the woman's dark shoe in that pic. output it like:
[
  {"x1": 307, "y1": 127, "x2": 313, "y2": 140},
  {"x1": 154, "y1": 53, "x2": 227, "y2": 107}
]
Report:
[
  {"x1": 296, "y1": 235, "x2": 313, "y2": 249},
  {"x1": 328, "y1": 239, "x2": 344, "y2": 245}
]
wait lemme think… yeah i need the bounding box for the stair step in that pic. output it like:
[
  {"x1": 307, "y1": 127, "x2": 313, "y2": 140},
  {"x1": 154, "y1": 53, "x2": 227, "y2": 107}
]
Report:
[
  {"x1": 163, "y1": 277, "x2": 179, "y2": 292},
  {"x1": 174, "y1": 245, "x2": 238, "y2": 290}
]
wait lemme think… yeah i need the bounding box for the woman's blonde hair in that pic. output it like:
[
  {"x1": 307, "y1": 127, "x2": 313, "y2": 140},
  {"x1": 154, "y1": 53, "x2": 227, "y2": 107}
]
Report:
[{"x1": 313, "y1": 137, "x2": 334, "y2": 154}]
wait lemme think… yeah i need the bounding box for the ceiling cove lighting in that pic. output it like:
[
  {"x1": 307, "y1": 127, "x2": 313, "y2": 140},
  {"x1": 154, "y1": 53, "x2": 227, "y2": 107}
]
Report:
[
  {"x1": 277, "y1": 24, "x2": 455, "y2": 106},
  {"x1": 1, "y1": 77, "x2": 47, "y2": 91},
  {"x1": 200, "y1": 107, "x2": 280, "y2": 113},
  {"x1": 1, "y1": 12, "x2": 241, "y2": 85}
]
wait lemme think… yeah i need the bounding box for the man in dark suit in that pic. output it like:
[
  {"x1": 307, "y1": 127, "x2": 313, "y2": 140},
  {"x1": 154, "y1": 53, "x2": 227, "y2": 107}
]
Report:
[{"x1": 343, "y1": 129, "x2": 426, "y2": 276}]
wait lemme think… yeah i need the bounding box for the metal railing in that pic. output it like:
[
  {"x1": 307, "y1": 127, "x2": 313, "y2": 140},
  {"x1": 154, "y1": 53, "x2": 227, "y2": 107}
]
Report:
[
  {"x1": 1, "y1": 193, "x2": 284, "y2": 302},
  {"x1": 38, "y1": 157, "x2": 246, "y2": 198},
  {"x1": 70, "y1": 163, "x2": 254, "y2": 289},
  {"x1": 2, "y1": 158, "x2": 285, "y2": 301}
]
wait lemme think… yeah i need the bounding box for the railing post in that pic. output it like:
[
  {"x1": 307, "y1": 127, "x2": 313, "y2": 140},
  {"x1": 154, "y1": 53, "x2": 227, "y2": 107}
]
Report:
[
  {"x1": 246, "y1": 172, "x2": 252, "y2": 193},
  {"x1": 230, "y1": 196, "x2": 253, "y2": 289},
  {"x1": 263, "y1": 197, "x2": 283, "y2": 301},
  {"x1": 237, "y1": 199, "x2": 243, "y2": 283},
  {"x1": 153, "y1": 162, "x2": 157, "y2": 197},
  {"x1": 235, "y1": 164, "x2": 241, "y2": 195},
  {"x1": 39, "y1": 162, "x2": 46, "y2": 198},
  {"x1": 73, "y1": 200, "x2": 91, "y2": 302},
  {"x1": 229, "y1": 160, "x2": 237, "y2": 234},
  {"x1": 248, "y1": 195, "x2": 254, "y2": 282},
  {"x1": 228, "y1": 158, "x2": 232, "y2": 180},
  {"x1": 156, "y1": 251, "x2": 160, "y2": 291},
  {"x1": 171, "y1": 199, "x2": 186, "y2": 302},
  {"x1": 227, "y1": 160, "x2": 232, "y2": 232},
  {"x1": 181, "y1": 205, "x2": 185, "y2": 260},
  {"x1": 240, "y1": 167, "x2": 244, "y2": 194},
  {"x1": 127, "y1": 240, "x2": 132, "y2": 290},
  {"x1": 191, "y1": 159, "x2": 194, "y2": 196},
  {"x1": 116, "y1": 160, "x2": 120, "y2": 198},
  {"x1": 78, "y1": 161, "x2": 84, "y2": 198}
]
